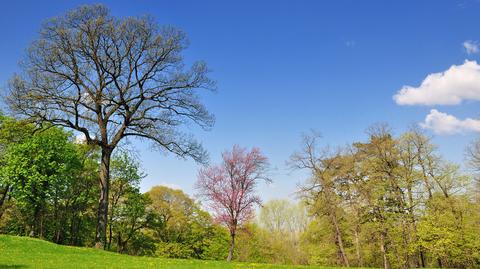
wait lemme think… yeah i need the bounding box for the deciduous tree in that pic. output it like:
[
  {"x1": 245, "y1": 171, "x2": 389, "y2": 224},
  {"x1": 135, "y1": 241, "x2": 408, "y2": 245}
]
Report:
[
  {"x1": 290, "y1": 133, "x2": 350, "y2": 267},
  {"x1": 6, "y1": 4, "x2": 214, "y2": 248},
  {"x1": 196, "y1": 145, "x2": 270, "y2": 261}
]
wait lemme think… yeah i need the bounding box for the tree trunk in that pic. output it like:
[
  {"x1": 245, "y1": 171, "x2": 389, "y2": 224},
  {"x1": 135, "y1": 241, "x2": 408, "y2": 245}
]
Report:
[
  {"x1": 108, "y1": 220, "x2": 113, "y2": 250},
  {"x1": 117, "y1": 233, "x2": 126, "y2": 253},
  {"x1": 380, "y1": 231, "x2": 390, "y2": 269},
  {"x1": 437, "y1": 258, "x2": 443, "y2": 268},
  {"x1": 95, "y1": 147, "x2": 112, "y2": 249},
  {"x1": 354, "y1": 224, "x2": 363, "y2": 266},
  {"x1": 418, "y1": 155, "x2": 433, "y2": 199},
  {"x1": 32, "y1": 198, "x2": 46, "y2": 238},
  {"x1": 331, "y1": 212, "x2": 350, "y2": 267},
  {"x1": 227, "y1": 232, "x2": 235, "y2": 261},
  {"x1": 406, "y1": 183, "x2": 421, "y2": 268},
  {"x1": 419, "y1": 251, "x2": 426, "y2": 268},
  {"x1": 53, "y1": 193, "x2": 60, "y2": 243}
]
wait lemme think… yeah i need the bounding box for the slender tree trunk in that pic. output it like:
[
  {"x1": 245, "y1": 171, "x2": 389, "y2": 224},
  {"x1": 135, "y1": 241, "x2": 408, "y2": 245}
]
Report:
[
  {"x1": 380, "y1": 230, "x2": 390, "y2": 269},
  {"x1": 108, "y1": 220, "x2": 113, "y2": 250},
  {"x1": 419, "y1": 161, "x2": 433, "y2": 199},
  {"x1": 95, "y1": 147, "x2": 112, "y2": 249},
  {"x1": 53, "y1": 193, "x2": 60, "y2": 243},
  {"x1": 419, "y1": 251, "x2": 426, "y2": 268},
  {"x1": 69, "y1": 213, "x2": 75, "y2": 245},
  {"x1": 40, "y1": 208, "x2": 44, "y2": 238},
  {"x1": 117, "y1": 233, "x2": 126, "y2": 253},
  {"x1": 74, "y1": 217, "x2": 82, "y2": 246},
  {"x1": 437, "y1": 258, "x2": 443, "y2": 268},
  {"x1": 354, "y1": 224, "x2": 363, "y2": 266},
  {"x1": 401, "y1": 220, "x2": 411, "y2": 269},
  {"x1": 55, "y1": 227, "x2": 62, "y2": 244},
  {"x1": 32, "y1": 202, "x2": 42, "y2": 237},
  {"x1": 227, "y1": 232, "x2": 235, "y2": 261},
  {"x1": 331, "y1": 211, "x2": 350, "y2": 267},
  {"x1": 406, "y1": 184, "x2": 421, "y2": 268}
]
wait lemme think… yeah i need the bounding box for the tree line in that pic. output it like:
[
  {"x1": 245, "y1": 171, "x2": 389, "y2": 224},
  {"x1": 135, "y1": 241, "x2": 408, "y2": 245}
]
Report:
[
  {"x1": 1, "y1": 116, "x2": 479, "y2": 268},
  {"x1": 0, "y1": 117, "x2": 226, "y2": 258},
  {"x1": 289, "y1": 126, "x2": 480, "y2": 268}
]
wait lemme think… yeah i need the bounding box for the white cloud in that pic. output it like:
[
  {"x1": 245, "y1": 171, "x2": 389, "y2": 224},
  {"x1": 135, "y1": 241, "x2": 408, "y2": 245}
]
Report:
[
  {"x1": 393, "y1": 60, "x2": 480, "y2": 105},
  {"x1": 420, "y1": 109, "x2": 480, "y2": 134},
  {"x1": 463, "y1": 40, "x2": 479, "y2": 54}
]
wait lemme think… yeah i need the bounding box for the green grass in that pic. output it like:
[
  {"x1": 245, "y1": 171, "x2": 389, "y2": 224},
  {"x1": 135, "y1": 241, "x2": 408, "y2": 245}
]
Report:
[{"x1": 0, "y1": 235, "x2": 347, "y2": 269}]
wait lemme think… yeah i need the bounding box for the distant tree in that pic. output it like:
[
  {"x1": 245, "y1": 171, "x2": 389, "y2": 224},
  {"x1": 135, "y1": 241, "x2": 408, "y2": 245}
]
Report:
[
  {"x1": 260, "y1": 199, "x2": 290, "y2": 234},
  {"x1": 147, "y1": 185, "x2": 228, "y2": 260},
  {"x1": 259, "y1": 199, "x2": 309, "y2": 238},
  {"x1": 259, "y1": 199, "x2": 310, "y2": 265},
  {"x1": 147, "y1": 186, "x2": 197, "y2": 236},
  {"x1": 196, "y1": 145, "x2": 270, "y2": 261},
  {"x1": 6, "y1": 4, "x2": 214, "y2": 248}
]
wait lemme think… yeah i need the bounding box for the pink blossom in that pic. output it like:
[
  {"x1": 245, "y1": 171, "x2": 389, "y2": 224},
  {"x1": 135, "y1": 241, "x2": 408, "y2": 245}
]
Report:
[{"x1": 195, "y1": 145, "x2": 270, "y2": 235}]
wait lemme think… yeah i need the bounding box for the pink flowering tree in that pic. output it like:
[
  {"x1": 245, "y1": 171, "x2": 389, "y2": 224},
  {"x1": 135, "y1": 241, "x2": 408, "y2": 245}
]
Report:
[{"x1": 195, "y1": 145, "x2": 270, "y2": 261}]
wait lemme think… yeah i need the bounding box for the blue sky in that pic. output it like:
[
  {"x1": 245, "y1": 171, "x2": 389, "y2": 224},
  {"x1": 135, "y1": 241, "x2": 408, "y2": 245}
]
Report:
[{"x1": 1, "y1": 0, "x2": 480, "y2": 201}]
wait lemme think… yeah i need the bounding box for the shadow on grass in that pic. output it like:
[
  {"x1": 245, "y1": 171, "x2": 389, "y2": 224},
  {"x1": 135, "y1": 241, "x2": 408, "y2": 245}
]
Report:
[{"x1": 0, "y1": 265, "x2": 28, "y2": 268}]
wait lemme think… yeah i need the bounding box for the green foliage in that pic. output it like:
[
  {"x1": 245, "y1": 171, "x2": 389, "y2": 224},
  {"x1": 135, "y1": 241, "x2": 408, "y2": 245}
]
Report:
[
  {"x1": 147, "y1": 186, "x2": 229, "y2": 260},
  {"x1": 199, "y1": 225, "x2": 230, "y2": 260},
  {"x1": 0, "y1": 118, "x2": 99, "y2": 245},
  {"x1": 155, "y1": 241, "x2": 195, "y2": 258},
  {"x1": 258, "y1": 199, "x2": 310, "y2": 265},
  {"x1": 107, "y1": 152, "x2": 151, "y2": 254},
  {"x1": 234, "y1": 223, "x2": 269, "y2": 263},
  {"x1": 293, "y1": 127, "x2": 480, "y2": 268},
  {"x1": 1, "y1": 127, "x2": 83, "y2": 237},
  {"x1": 1, "y1": 117, "x2": 479, "y2": 268},
  {"x1": 417, "y1": 195, "x2": 480, "y2": 268},
  {"x1": 0, "y1": 116, "x2": 36, "y2": 224},
  {"x1": 300, "y1": 218, "x2": 337, "y2": 266}
]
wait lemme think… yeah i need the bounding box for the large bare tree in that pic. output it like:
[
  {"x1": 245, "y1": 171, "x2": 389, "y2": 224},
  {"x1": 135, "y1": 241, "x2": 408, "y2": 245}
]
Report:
[{"x1": 6, "y1": 5, "x2": 214, "y2": 248}]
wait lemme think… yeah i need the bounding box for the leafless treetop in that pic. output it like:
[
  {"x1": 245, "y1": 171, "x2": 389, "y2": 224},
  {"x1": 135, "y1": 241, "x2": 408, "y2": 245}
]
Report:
[{"x1": 7, "y1": 4, "x2": 214, "y2": 162}]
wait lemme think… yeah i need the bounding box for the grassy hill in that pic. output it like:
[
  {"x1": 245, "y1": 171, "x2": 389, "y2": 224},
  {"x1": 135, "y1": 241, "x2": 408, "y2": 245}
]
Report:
[{"x1": 0, "y1": 235, "x2": 344, "y2": 269}]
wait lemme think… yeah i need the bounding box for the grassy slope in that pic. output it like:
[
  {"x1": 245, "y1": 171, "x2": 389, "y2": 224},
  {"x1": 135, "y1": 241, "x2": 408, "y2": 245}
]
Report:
[{"x1": 0, "y1": 235, "x2": 345, "y2": 269}]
